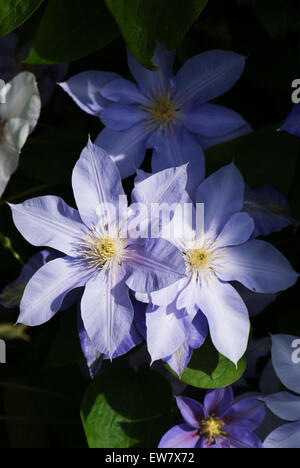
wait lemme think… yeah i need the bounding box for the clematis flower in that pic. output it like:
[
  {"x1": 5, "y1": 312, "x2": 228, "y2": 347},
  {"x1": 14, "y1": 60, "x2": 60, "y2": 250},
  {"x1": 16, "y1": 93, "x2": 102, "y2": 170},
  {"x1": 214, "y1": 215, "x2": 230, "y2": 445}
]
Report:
[
  {"x1": 138, "y1": 163, "x2": 298, "y2": 365},
  {"x1": 0, "y1": 71, "x2": 41, "y2": 197},
  {"x1": 0, "y1": 30, "x2": 68, "y2": 106},
  {"x1": 60, "y1": 44, "x2": 251, "y2": 195},
  {"x1": 263, "y1": 335, "x2": 300, "y2": 448},
  {"x1": 158, "y1": 387, "x2": 266, "y2": 448},
  {"x1": 9, "y1": 140, "x2": 187, "y2": 358},
  {"x1": 243, "y1": 184, "x2": 294, "y2": 237},
  {"x1": 280, "y1": 103, "x2": 300, "y2": 138}
]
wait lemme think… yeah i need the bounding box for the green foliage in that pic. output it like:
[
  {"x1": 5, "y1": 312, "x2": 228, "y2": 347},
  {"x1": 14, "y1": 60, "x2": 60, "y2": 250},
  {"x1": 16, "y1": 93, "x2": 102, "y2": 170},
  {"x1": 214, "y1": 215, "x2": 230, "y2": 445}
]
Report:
[
  {"x1": 25, "y1": 0, "x2": 119, "y2": 64},
  {"x1": 81, "y1": 368, "x2": 172, "y2": 448},
  {"x1": 0, "y1": 0, "x2": 43, "y2": 39},
  {"x1": 105, "y1": 0, "x2": 208, "y2": 69},
  {"x1": 167, "y1": 339, "x2": 246, "y2": 389}
]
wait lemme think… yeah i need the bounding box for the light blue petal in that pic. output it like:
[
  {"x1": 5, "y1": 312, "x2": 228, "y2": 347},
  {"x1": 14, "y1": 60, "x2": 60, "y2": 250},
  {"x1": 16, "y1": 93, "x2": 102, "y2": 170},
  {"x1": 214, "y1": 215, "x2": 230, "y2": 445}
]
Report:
[
  {"x1": 95, "y1": 123, "x2": 150, "y2": 179},
  {"x1": 182, "y1": 103, "x2": 249, "y2": 137},
  {"x1": 176, "y1": 50, "x2": 245, "y2": 107},
  {"x1": 72, "y1": 139, "x2": 125, "y2": 227},
  {"x1": 18, "y1": 257, "x2": 88, "y2": 326},
  {"x1": 127, "y1": 43, "x2": 175, "y2": 95},
  {"x1": 216, "y1": 212, "x2": 254, "y2": 247},
  {"x1": 218, "y1": 240, "x2": 299, "y2": 293},
  {"x1": 59, "y1": 71, "x2": 120, "y2": 115},
  {"x1": 263, "y1": 392, "x2": 300, "y2": 422},
  {"x1": 151, "y1": 126, "x2": 205, "y2": 197},
  {"x1": 197, "y1": 276, "x2": 250, "y2": 365},
  {"x1": 100, "y1": 103, "x2": 146, "y2": 131},
  {"x1": 264, "y1": 421, "x2": 300, "y2": 448},
  {"x1": 81, "y1": 267, "x2": 134, "y2": 358},
  {"x1": 195, "y1": 162, "x2": 244, "y2": 236},
  {"x1": 100, "y1": 77, "x2": 146, "y2": 104},
  {"x1": 9, "y1": 196, "x2": 84, "y2": 257},
  {"x1": 271, "y1": 334, "x2": 300, "y2": 394}
]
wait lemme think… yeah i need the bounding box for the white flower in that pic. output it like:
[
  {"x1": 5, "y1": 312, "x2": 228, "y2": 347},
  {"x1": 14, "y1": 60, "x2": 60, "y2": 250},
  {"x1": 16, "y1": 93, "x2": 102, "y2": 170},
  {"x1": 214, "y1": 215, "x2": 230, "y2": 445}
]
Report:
[{"x1": 0, "y1": 72, "x2": 41, "y2": 197}]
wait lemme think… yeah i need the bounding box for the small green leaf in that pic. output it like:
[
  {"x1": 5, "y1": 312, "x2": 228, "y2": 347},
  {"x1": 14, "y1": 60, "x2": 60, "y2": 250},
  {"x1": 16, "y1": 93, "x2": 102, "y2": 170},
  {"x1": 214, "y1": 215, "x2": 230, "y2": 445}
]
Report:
[
  {"x1": 81, "y1": 368, "x2": 172, "y2": 448},
  {"x1": 105, "y1": 0, "x2": 208, "y2": 69},
  {"x1": 25, "y1": 0, "x2": 119, "y2": 64},
  {"x1": 0, "y1": 0, "x2": 43, "y2": 39},
  {"x1": 168, "y1": 339, "x2": 246, "y2": 389}
]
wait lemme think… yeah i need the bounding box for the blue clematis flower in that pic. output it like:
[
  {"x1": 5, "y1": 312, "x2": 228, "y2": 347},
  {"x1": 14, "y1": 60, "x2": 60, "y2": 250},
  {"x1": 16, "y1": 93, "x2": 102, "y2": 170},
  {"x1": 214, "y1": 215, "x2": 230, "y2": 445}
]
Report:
[
  {"x1": 8, "y1": 140, "x2": 188, "y2": 359},
  {"x1": 60, "y1": 44, "x2": 251, "y2": 195},
  {"x1": 136, "y1": 163, "x2": 298, "y2": 366},
  {"x1": 243, "y1": 184, "x2": 294, "y2": 238},
  {"x1": 158, "y1": 387, "x2": 266, "y2": 448},
  {"x1": 280, "y1": 103, "x2": 300, "y2": 138},
  {"x1": 263, "y1": 334, "x2": 300, "y2": 448}
]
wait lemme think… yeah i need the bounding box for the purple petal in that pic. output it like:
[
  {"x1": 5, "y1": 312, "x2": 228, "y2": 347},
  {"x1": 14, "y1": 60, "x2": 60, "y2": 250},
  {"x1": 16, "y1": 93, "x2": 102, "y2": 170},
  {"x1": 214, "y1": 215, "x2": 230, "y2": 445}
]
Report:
[
  {"x1": 100, "y1": 103, "x2": 146, "y2": 131},
  {"x1": 127, "y1": 44, "x2": 175, "y2": 95},
  {"x1": 197, "y1": 276, "x2": 250, "y2": 365},
  {"x1": 100, "y1": 77, "x2": 146, "y2": 104},
  {"x1": 9, "y1": 196, "x2": 83, "y2": 257},
  {"x1": 204, "y1": 387, "x2": 234, "y2": 417},
  {"x1": 59, "y1": 71, "x2": 120, "y2": 115},
  {"x1": 263, "y1": 392, "x2": 300, "y2": 422},
  {"x1": 182, "y1": 103, "x2": 249, "y2": 137},
  {"x1": 18, "y1": 257, "x2": 88, "y2": 326},
  {"x1": 195, "y1": 163, "x2": 244, "y2": 236},
  {"x1": 264, "y1": 421, "x2": 300, "y2": 448},
  {"x1": 72, "y1": 139, "x2": 125, "y2": 227},
  {"x1": 158, "y1": 424, "x2": 200, "y2": 448},
  {"x1": 225, "y1": 426, "x2": 263, "y2": 448},
  {"x1": 271, "y1": 334, "x2": 300, "y2": 394},
  {"x1": 280, "y1": 103, "x2": 300, "y2": 137},
  {"x1": 217, "y1": 240, "x2": 299, "y2": 293},
  {"x1": 176, "y1": 396, "x2": 205, "y2": 428},
  {"x1": 176, "y1": 50, "x2": 245, "y2": 107},
  {"x1": 151, "y1": 126, "x2": 205, "y2": 197},
  {"x1": 95, "y1": 122, "x2": 150, "y2": 179},
  {"x1": 125, "y1": 238, "x2": 186, "y2": 294},
  {"x1": 216, "y1": 212, "x2": 254, "y2": 248},
  {"x1": 244, "y1": 184, "x2": 294, "y2": 238},
  {"x1": 196, "y1": 123, "x2": 252, "y2": 150},
  {"x1": 223, "y1": 397, "x2": 266, "y2": 430},
  {"x1": 81, "y1": 267, "x2": 134, "y2": 358}
]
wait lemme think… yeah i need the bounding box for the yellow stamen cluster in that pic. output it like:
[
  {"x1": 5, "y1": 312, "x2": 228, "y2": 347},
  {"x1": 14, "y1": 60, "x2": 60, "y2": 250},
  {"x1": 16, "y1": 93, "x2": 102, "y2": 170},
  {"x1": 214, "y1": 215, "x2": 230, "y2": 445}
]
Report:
[
  {"x1": 79, "y1": 227, "x2": 127, "y2": 271},
  {"x1": 183, "y1": 237, "x2": 227, "y2": 280},
  {"x1": 141, "y1": 89, "x2": 183, "y2": 131},
  {"x1": 199, "y1": 416, "x2": 226, "y2": 443}
]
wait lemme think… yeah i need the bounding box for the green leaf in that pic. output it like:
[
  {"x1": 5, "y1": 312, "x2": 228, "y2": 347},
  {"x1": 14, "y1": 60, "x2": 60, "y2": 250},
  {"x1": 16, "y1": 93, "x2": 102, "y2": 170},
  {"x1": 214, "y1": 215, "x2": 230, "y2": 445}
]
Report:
[
  {"x1": 25, "y1": 0, "x2": 119, "y2": 64},
  {"x1": 169, "y1": 339, "x2": 246, "y2": 389},
  {"x1": 252, "y1": 0, "x2": 299, "y2": 38},
  {"x1": 105, "y1": 0, "x2": 208, "y2": 69},
  {"x1": 81, "y1": 368, "x2": 172, "y2": 448},
  {"x1": 206, "y1": 125, "x2": 300, "y2": 195},
  {"x1": 0, "y1": 0, "x2": 43, "y2": 39}
]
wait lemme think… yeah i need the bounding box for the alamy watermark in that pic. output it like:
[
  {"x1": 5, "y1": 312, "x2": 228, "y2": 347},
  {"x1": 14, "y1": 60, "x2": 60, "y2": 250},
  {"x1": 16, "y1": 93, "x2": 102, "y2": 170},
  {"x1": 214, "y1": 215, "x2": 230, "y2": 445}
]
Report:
[
  {"x1": 0, "y1": 339, "x2": 6, "y2": 364},
  {"x1": 94, "y1": 197, "x2": 204, "y2": 240},
  {"x1": 292, "y1": 339, "x2": 300, "y2": 364},
  {"x1": 291, "y1": 79, "x2": 300, "y2": 104},
  {"x1": 0, "y1": 79, "x2": 6, "y2": 104}
]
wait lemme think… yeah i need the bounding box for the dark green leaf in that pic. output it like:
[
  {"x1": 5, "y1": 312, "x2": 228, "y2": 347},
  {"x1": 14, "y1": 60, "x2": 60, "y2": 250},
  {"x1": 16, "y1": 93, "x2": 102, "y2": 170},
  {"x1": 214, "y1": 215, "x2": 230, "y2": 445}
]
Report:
[
  {"x1": 105, "y1": 0, "x2": 208, "y2": 69},
  {"x1": 25, "y1": 0, "x2": 119, "y2": 64},
  {"x1": 81, "y1": 368, "x2": 172, "y2": 448},
  {"x1": 169, "y1": 339, "x2": 246, "y2": 389},
  {"x1": 252, "y1": 0, "x2": 299, "y2": 38},
  {"x1": 206, "y1": 125, "x2": 300, "y2": 195},
  {"x1": 0, "y1": 0, "x2": 43, "y2": 39}
]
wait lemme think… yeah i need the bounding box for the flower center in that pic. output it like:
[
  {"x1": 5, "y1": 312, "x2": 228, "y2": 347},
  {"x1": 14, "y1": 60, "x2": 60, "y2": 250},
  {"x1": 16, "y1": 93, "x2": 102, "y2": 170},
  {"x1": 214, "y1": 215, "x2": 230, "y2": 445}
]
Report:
[
  {"x1": 141, "y1": 90, "x2": 182, "y2": 131},
  {"x1": 151, "y1": 98, "x2": 175, "y2": 124},
  {"x1": 199, "y1": 416, "x2": 226, "y2": 443},
  {"x1": 183, "y1": 239, "x2": 226, "y2": 280},
  {"x1": 79, "y1": 227, "x2": 127, "y2": 271}
]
